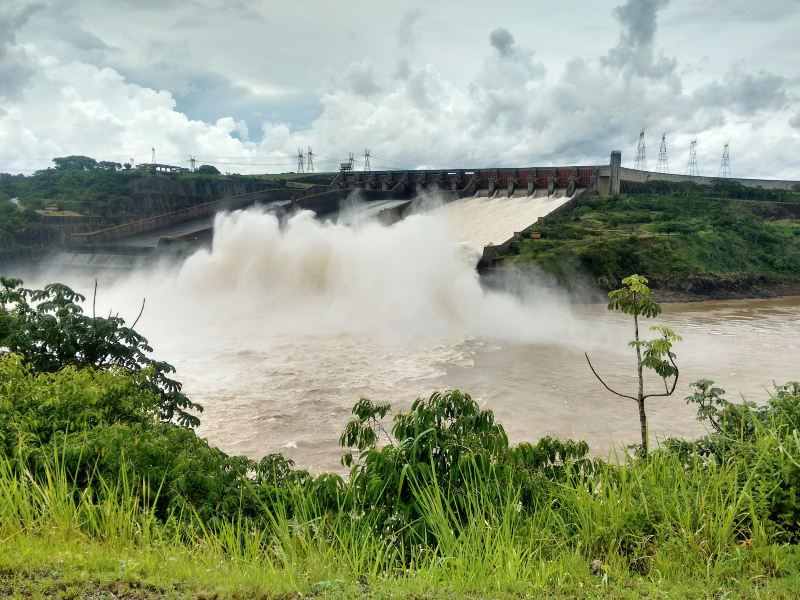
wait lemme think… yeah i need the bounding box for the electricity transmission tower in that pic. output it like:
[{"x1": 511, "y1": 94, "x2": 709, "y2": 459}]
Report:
[
  {"x1": 635, "y1": 129, "x2": 648, "y2": 171},
  {"x1": 718, "y1": 142, "x2": 731, "y2": 178},
  {"x1": 363, "y1": 148, "x2": 371, "y2": 171},
  {"x1": 655, "y1": 133, "x2": 669, "y2": 173},
  {"x1": 296, "y1": 148, "x2": 305, "y2": 173},
  {"x1": 189, "y1": 155, "x2": 196, "y2": 172},
  {"x1": 306, "y1": 147, "x2": 314, "y2": 173},
  {"x1": 151, "y1": 147, "x2": 156, "y2": 164},
  {"x1": 685, "y1": 139, "x2": 699, "y2": 176},
  {"x1": 348, "y1": 152, "x2": 355, "y2": 170}
]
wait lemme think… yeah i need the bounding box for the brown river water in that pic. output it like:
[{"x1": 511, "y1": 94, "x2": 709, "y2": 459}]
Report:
[{"x1": 27, "y1": 203, "x2": 800, "y2": 472}]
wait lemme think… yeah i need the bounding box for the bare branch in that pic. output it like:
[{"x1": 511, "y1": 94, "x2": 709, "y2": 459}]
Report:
[
  {"x1": 92, "y1": 279, "x2": 97, "y2": 320},
  {"x1": 643, "y1": 353, "x2": 679, "y2": 400},
  {"x1": 131, "y1": 298, "x2": 146, "y2": 330},
  {"x1": 585, "y1": 353, "x2": 638, "y2": 402}
]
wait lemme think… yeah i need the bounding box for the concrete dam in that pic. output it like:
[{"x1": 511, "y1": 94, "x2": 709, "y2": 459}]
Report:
[{"x1": 48, "y1": 151, "x2": 800, "y2": 272}]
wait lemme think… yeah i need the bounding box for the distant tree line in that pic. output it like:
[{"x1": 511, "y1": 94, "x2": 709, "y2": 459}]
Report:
[{"x1": 51, "y1": 155, "x2": 130, "y2": 171}]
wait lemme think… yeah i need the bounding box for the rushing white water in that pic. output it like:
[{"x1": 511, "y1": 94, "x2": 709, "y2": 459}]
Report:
[
  {"x1": 170, "y1": 206, "x2": 577, "y2": 343},
  {"x1": 433, "y1": 191, "x2": 573, "y2": 252},
  {"x1": 24, "y1": 196, "x2": 800, "y2": 471}
]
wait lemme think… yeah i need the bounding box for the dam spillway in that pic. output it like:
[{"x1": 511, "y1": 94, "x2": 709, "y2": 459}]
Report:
[
  {"x1": 435, "y1": 190, "x2": 574, "y2": 253},
  {"x1": 45, "y1": 189, "x2": 576, "y2": 273}
]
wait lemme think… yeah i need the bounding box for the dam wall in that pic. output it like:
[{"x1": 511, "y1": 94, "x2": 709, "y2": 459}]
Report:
[
  {"x1": 618, "y1": 167, "x2": 800, "y2": 191},
  {"x1": 60, "y1": 150, "x2": 799, "y2": 269},
  {"x1": 340, "y1": 165, "x2": 600, "y2": 198},
  {"x1": 294, "y1": 187, "x2": 416, "y2": 216},
  {"x1": 70, "y1": 188, "x2": 308, "y2": 245},
  {"x1": 337, "y1": 152, "x2": 799, "y2": 198}
]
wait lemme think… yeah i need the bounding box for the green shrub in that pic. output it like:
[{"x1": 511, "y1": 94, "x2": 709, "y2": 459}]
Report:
[
  {"x1": 340, "y1": 391, "x2": 590, "y2": 545},
  {"x1": 666, "y1": 380, "x2": 800, "y2": 539},
  {"x1": 0, "y1": 278, "x2": 201, "y2": 427},
  {"x1": 0, "y1": 355, "x2": 158, "y2": 453},
  {"x1": 40, "y1": 423, "x2": 256, "y2": 525}
]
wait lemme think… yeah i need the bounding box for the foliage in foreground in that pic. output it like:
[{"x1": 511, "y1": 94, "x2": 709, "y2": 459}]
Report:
[
  {"x1": 1, "y1": 276, "x2": 799, "y2": 595},
  {"x1": 0, "y1": 277, "x2": 201, "y2": 427},
  {"x1": 1, "y1": 348, "x2": 799, "y2": 593}
]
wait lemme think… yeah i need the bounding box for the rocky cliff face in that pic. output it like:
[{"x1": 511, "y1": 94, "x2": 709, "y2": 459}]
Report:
[
  {"x1": 102, "y1": 176, "x2": 277, "y2": 222},
  {"x1": 0, "y1": 175, "x2": 282, "y2": 268}
]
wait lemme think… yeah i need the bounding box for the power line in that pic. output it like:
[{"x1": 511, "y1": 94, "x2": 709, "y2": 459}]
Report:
[
  {"x1": 190, "y1": 158, "x2": 298, "y2": 166},
  {"x1": 367, "y1": 154, "x2": 415, "y2": 170}
]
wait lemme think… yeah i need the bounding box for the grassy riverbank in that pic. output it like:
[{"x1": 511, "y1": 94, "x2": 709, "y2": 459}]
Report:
[
  {"x1": 1, "y1": 285, "x2": 800, "y2": 598},
  {"x1": 2, "y1": 258, "x2": 800, "y2": 598},
  {"x1": 500, "y1": 187, "x2": 800, "y2": 300},
  {"x1": 3, "y1": 460, "x2": 800, "y2": 598}
]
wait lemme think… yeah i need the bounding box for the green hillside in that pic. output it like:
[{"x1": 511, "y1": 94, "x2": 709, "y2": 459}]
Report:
[{"x1": 502, "y1": 186, "x2": 800, "y2": 299}]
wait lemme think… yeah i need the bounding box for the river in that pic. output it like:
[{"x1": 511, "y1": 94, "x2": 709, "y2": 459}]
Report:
[{"x1": 23, "y1": 202, "x2": 800, "y2": 472}]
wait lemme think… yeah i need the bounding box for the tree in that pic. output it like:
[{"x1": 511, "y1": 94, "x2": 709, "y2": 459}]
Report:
[
  {"x1": 339, "y1": 390, "x2": 590, "y2": 541},
  {"x1": 0, "y1": 277, "x2": 202, "y2": 427},
  {"x1": 196, "y1": 164, "x2": 220, "y2": 175},
  {"x1": 52, "y1": 155, "x2": 98, "y2": 171},
  {"x1": 585, "y1": 274, "x2": 681, "y2": 456},
  {"x1": 98, "y1": 161, "x2": 123, "y2": 171}
]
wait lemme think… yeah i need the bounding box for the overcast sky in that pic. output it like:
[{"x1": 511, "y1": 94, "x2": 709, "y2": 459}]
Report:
[{"x1": 1, "y1": 0, "x2": 799, "y2": 178}]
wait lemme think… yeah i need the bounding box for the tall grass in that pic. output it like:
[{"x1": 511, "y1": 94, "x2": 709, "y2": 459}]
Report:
[{"x1": 0, "y1": 438, "x2": 797, "y2": 596}]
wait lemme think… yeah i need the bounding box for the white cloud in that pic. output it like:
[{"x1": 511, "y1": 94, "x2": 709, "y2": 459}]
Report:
[
  {"x1": 1, "y1": 1, "x2": 798, "y2": 179},
  {"x1": 0, "y1": 45, "x2": 299, "y2": 173}
]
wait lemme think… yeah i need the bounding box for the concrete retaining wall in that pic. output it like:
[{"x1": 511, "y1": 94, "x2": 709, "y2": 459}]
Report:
[
  {"x1": 619, "y1": 167, "x2": 800, "y2": 191},
  {"x1": 477, "y1": 193, "x2": 584, "y2": 270},
  {"x1": 294, "y1": 187, "x2": 416, "y2": 216},
  {"x1": 70, "y1": 188, "x2": 301, "y2": 244}
]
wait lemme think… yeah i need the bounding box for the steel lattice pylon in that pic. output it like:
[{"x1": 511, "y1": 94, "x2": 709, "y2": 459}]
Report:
[
  {"x1": 634, "y1": 129, "x2": 648, "y2": 171},
  {"x1": 719, "y1": 142, "x2": 731, "y2": 178},
  {"x1": 306, "y1": 147, "x2": 314, "y2": 173},
  {"x1": 655, "y1": 133, "x2": 669, "y2": 173},
  {"x1": 685, "y1": 139, "x2": 699, "y2": 176}
]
